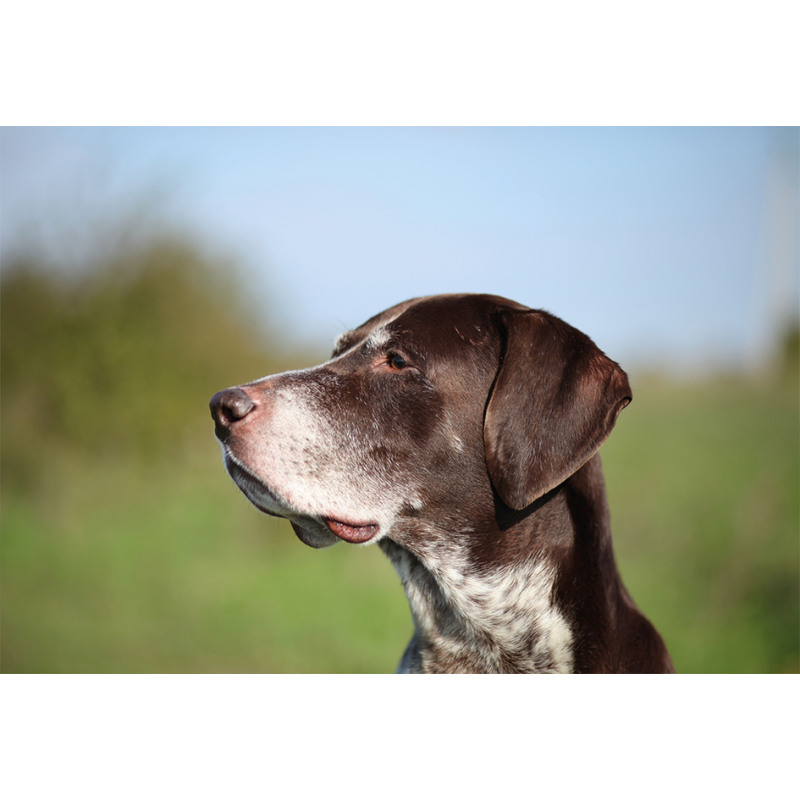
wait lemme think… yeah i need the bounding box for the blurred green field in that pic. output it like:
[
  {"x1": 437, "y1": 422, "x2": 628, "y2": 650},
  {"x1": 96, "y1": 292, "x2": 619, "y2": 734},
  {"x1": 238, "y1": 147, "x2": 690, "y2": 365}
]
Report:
[
  {"x1": 2, "y1": 376, "x2": 797, "y2": 674},
  {"x1": 2, "y1": 237, "x2": 798, "y2": 673},
  {"x1": 603, "y1": 373, "x2": 798, "y2": 673},
  {"x1": 1, "y1": 447, "x2": 410, "y2": 672}
]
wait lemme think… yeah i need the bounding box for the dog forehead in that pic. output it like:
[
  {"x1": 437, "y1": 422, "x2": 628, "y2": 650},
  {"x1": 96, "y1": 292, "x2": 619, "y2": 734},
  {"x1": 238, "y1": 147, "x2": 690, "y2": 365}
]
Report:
[
  {"x1": 390, "y1": 293, "x2": 511, "y2": 333},
  {"x1": 336, "y1": 293, "x2": 522, "y2": 356},
  {"x1": 383, "y1": 294, "x2": 531, "y2": 360},
  {"x1": 332, "y1": 297, "x2": 418, "y2": 355}
]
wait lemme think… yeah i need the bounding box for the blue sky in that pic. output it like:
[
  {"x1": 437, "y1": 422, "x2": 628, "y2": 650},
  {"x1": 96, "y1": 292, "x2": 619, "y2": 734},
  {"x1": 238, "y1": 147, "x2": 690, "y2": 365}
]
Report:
[{"x1": 2, "y1": 126, "x2": 798, "y2": 372}]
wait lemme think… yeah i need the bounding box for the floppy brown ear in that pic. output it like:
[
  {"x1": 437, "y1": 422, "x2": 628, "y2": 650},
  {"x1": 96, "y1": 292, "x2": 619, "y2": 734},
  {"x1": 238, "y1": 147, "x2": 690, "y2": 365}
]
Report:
[{"x1": 484, "y1": 308, "x2": 632, "y2": 510}]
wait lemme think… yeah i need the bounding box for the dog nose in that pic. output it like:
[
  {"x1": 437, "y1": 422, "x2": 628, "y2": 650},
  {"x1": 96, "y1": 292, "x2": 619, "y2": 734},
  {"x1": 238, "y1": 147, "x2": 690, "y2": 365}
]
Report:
[{"x1": 209, "y1": 387, "x2": 256, "y2": 439}]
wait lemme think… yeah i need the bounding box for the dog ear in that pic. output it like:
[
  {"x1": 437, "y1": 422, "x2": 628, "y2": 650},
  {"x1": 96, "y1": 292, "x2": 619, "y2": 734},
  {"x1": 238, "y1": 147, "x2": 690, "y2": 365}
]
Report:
[{"x1": 484, "y1": 308, "x2": 632, "y2": 511}]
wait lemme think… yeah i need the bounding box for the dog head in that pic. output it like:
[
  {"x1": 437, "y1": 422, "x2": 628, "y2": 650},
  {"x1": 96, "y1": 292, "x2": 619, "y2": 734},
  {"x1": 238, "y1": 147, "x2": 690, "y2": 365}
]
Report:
[{"x1": 210, "y1": 293, "x2": 631, "y2": 548}]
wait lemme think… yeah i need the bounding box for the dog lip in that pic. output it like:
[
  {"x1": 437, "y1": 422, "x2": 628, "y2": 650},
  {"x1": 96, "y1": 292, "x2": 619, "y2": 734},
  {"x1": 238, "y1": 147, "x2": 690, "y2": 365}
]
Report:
[
  {"x1": 323, "y1": 518, "x2": 379, "y2": 544},
  {"x1": 225, "y1": 458, "x2": 286, "y2": 512},
  {"x1": 225, "y1": 458, "x2": 379, "y2": 545}
]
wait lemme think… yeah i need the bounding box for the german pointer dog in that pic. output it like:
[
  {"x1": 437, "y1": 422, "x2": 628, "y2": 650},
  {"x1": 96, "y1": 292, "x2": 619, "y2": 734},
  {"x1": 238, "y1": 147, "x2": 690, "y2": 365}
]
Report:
[{"x1": 210, "y1": 293, "x2": 673, "y2": 673}]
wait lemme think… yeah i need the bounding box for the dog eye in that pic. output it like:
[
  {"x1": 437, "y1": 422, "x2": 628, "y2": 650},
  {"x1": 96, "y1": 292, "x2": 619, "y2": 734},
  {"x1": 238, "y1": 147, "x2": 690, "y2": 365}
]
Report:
[{"x1": 387, "y1": 353, "x2": 409, "y2": 370}]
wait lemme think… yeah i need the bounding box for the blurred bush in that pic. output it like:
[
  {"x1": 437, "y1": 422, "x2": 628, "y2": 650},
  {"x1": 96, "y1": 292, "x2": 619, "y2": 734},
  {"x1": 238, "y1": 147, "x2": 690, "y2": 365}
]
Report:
[{"x1": 2, "y1": 237, "x2": 294, "y2": 491}]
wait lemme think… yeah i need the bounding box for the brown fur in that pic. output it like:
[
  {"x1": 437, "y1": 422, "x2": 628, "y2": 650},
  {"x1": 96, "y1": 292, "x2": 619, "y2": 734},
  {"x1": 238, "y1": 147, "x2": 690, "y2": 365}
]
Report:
[{"x1": 210, "y1": 294, "x2": 673, "y2": 673}]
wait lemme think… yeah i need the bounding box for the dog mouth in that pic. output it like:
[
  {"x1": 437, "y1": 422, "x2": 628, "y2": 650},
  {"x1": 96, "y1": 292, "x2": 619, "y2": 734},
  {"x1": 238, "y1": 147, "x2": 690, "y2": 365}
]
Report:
[
  {"x1": 322, "y1": 518, "x2": 379, "y2": 544},
  {"x1": 225, "y1": 458, "x2": 285, "y2": 514},
  {"x1": 224, "y1": 456, "x2": 380, "y2": 546}
]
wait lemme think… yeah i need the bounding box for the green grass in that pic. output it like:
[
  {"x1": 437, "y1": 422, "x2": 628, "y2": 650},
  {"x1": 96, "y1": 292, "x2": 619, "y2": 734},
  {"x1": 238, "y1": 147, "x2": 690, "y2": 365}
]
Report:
[
  {"x1": 603, "y1": 374, "x2": 799, "y2": 673},
  {"x1": 1, "y1": 444, "x2": 410, "y2": 673},
  {"x1": 2, "y1": 375, "x2": 798, "y2": 673}
]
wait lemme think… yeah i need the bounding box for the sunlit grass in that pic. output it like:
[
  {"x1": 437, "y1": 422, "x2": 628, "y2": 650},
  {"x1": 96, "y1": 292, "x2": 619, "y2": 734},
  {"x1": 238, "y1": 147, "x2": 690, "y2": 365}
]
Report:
[
  {"x1": 1, "y1": 443, "x2": 410, "y2": 673},
  {"x1": 604, "y1": 374, "x2": 799, "y2": 673}
]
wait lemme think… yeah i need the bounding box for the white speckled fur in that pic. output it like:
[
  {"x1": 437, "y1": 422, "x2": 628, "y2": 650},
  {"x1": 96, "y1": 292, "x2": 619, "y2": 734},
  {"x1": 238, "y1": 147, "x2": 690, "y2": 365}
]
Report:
[{"x1": 384, "y1": 535, "x2": 573, "y2": 673}]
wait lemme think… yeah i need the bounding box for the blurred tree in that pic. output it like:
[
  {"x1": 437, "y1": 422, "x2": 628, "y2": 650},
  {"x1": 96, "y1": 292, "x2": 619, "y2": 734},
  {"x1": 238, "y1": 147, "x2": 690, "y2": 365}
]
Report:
[
  {"x1": 1, "y1": 235, "x2": 293, "y2": 494},
  {"x1": 778, "y1": 320, "x2": 799, "y2": 378}
]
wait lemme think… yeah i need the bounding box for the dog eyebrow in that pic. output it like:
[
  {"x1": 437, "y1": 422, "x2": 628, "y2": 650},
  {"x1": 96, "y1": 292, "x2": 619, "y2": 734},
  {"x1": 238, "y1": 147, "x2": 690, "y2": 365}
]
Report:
[
  {"x1": 333, "y1": 320, "x2": 404, "y2": 360},
  {"x1": 364, "y1": 326, "x2": 393, "y2": 351}
]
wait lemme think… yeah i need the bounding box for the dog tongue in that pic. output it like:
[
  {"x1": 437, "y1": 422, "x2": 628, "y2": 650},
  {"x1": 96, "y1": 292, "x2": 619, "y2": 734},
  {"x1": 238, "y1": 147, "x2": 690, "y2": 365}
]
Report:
[{"x1": 324, "y1": 518, "x2": 378, "y2": 543}]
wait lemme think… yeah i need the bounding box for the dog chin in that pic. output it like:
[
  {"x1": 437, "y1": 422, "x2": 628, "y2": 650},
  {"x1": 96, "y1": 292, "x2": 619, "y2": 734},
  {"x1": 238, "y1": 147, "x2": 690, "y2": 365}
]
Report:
[
  {"x1": 225, "y1": 457, "x2": 285, "y2": 512},
  {"x1": 224, "y1": 455, "x2": 340, "y2": 548},
  {"x1": 289, "y1": 520, "x2": 340, "y2": 549}
]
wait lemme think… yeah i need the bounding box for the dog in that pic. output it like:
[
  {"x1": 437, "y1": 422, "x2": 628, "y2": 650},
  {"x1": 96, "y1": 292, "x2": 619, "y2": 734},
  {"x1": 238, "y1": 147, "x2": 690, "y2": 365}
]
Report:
[{"x1": 210, "y1": 293, "x2": 673, "y2": 673}]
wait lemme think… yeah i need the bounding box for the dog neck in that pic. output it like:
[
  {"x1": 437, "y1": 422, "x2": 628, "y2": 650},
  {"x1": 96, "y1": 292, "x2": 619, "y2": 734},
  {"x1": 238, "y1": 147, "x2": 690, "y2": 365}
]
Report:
[
  {"x1": 381, "y1": 536, "x2": 575, "y2": 673},
  {"x1": 380, "y1": 455, "x2": 633, "y2": 674}
]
